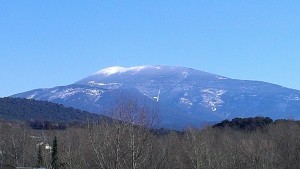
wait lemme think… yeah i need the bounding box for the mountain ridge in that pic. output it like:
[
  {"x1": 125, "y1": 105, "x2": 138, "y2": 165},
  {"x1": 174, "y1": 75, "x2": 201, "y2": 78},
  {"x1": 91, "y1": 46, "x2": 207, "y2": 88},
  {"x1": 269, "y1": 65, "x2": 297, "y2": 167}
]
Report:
[{"x1": 12, "y1": 65, "x2": 300, "y2": 129}]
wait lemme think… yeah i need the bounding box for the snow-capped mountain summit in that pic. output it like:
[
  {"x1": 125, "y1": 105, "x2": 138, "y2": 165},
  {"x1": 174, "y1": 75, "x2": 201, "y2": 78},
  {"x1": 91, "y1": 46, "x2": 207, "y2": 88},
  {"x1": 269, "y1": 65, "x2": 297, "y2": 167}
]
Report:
[
  {"x1": 78, "y1": 65, "x2": 222, "y2": 83},
  {"x1": 94, "y1": 66, "x2": 151, "y2": 76},
  {"x1": 12, "y1": 65, "x2": 300, "y2": 129}
]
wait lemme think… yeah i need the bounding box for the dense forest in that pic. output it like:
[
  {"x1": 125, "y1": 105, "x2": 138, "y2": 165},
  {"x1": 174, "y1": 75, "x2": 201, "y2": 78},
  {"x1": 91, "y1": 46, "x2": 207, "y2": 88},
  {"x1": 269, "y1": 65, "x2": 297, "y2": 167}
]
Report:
[
  {"x1": 1, "y1": 97, "x2": 300, "y2": 169},
  {"x1": 0, "y1": 97, "x2": 105, "y2": 123}
]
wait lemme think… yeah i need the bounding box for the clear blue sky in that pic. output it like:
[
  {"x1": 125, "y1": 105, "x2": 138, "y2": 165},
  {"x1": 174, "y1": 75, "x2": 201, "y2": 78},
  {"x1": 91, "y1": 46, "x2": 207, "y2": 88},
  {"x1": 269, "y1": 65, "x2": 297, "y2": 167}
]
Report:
[{"x1": 1, "y1": 1, "x2": 300, "y2": 97}]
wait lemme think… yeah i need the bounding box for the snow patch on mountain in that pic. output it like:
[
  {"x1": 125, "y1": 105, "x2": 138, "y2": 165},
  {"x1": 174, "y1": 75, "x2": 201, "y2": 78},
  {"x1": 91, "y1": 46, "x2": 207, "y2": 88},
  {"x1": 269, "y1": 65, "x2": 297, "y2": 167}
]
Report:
[
  {"x1": 217, "y1": 76, "x2": 228, "y2": 80},
  {"x1": 181, "y1": 71, "x2": 188, "y2": 78},
  {"x1": 48, "y1": 88, "x2": 103, "y2": 100},
  {"x1": 86, "y1": 89, "x2": 102, "y2": 96},
  {"x1": 26, "y1": 92, "x2": 38, "y2": 99},
  {"x1": 94, "y1": 66, "x2": 149, "y2": 76},
  {"x1": 201, "y1": 88, "x2": 226, "y2": 111},
  {"x1": 94, "y1": 95, "x2": 102, "y2": 103},
  {"x1": 88, "y1": 81, "x2": 123, "y2": 89},
  {"x1": 285, "y1": 95, "x2": 300, "y2": 101},
  {"x1": 180, "y1": 97, "x2": 193, "y2": 106}
]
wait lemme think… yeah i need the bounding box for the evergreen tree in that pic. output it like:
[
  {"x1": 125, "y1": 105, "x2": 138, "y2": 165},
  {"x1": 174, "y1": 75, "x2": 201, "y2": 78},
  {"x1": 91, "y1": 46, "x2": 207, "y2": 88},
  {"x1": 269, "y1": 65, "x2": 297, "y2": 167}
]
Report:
[
  {"x1": 37, "y1": 145, "x2": 44, "y2": 167},
  {"x1": 51, "y1": 136, "x2": 59, "y2": 169}
]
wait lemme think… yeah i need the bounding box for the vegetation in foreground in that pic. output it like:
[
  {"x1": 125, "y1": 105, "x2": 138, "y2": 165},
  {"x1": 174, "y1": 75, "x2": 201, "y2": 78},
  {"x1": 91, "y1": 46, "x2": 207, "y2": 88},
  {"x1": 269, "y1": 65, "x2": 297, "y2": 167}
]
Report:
[
  {"x1": 1, "y1": 97, "x2": 300, "y2": 169},
  {"x1": 0, "y1": 116, "x2": 300, "y2": 169}
]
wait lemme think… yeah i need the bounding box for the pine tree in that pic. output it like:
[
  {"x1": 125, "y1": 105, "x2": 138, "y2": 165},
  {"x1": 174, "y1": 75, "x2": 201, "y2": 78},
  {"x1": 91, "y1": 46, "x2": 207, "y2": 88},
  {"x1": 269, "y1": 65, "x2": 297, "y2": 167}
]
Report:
[
  {"x1": 37, "y1": 145, "x2": 44, "y2": 167},
  {"x1": 51, "y1": 136, "x2": 59, "y2": 169}
]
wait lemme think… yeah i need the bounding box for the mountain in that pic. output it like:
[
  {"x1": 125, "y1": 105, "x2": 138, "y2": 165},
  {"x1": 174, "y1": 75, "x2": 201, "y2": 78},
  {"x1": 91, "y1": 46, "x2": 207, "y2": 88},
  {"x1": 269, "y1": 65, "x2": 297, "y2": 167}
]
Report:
[
  {"x1": 0, "y1": 97, "x2": 105, "y2": 123},
  {"x1": 12, "y1": 65, "x2": 300, "y2": 129}
]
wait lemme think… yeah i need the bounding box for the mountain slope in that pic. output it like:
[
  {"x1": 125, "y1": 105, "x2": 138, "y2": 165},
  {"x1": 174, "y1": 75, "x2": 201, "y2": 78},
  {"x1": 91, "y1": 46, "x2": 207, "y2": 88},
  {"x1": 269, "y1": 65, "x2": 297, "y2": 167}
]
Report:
[
  {"x1": 12, "y1": 66, "x2": 300, "y2": 129},
  {"x1": 0, "y1": 97, "x2": 105, "y2": 122}
]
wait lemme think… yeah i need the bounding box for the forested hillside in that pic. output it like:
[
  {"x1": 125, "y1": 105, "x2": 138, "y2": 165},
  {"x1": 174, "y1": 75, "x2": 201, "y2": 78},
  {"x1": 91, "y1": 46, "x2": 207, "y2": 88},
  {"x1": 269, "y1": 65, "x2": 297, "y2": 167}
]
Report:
[{"x1": 0, "y1": 97, "x2": 104, "y2": 123}]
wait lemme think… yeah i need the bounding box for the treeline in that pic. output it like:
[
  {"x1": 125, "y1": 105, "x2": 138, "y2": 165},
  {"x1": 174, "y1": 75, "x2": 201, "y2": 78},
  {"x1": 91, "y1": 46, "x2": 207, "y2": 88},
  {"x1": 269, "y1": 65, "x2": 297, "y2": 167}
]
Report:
[
  {"x1": 1, "y1": 117, "x2": 300, "y2": 169},
  {"x1": 213, "y1": 116, "x2": 273, "y2": 130},
  {"x1": 29, "y1": 120, "x2": 67, "y2": 130}
]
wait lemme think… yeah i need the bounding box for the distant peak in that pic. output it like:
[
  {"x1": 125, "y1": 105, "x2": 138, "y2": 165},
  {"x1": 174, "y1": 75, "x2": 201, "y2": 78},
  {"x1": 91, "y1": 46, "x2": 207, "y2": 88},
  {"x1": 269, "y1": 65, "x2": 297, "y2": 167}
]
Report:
[
  {"x1": 94, "y1": 66, "x2": 151, "y2": 76},
  {"x1": 92, "y1": 65, "x2": 216, "y2": 77}
]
